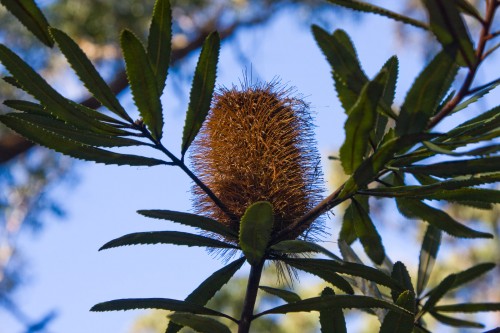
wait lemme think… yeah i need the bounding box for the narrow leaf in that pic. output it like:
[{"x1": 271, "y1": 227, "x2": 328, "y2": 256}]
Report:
[
  {"x1": 168, "y1": 313, "x2": 231, "y2": 333},
  {"x1": 0, "y1": 0, "x2": 53, "y2": 46},
  {"x1": 255, "y1": 294, "x2": 413, "y2": 318},
  {"x1": 451, "y1": 263, "x2": 496, "y2": 290},
  {"x1": 320, "y1": 287, "x2": 347, "y2": 333},
  {"x1": 259, "y1": 286, "x2": 301, "y2": 303},
  {"x1": 121, "y1": 29, "x2": 163, "y2": 140},
  {"x1": 239, "y1": 201, "x2": 274, "y2": 265},
  {"x1": 137, "y1": 209, "x2": 238, "y2": 239},
  {"x1": 454, "y1": 0, "x2": 483, "y2": 22},
  {"x1": 433, "y1": 303, "x2": 500, "y2": 313},
  {"x1": 0, "y1": 114, "x2": 165, "y2": 166},
  {"x1": 391, "y1": 262, "x2": 414, "y2": 303},
  {"x1": 147, "y1": 0, "x2": 172, "y2": 93},
  {"x1": 453, "y1": 79, "x2": 500, "y2": 113},
  {"x1": 419, "y1": 274, "x2": 456, "y2": 317},
  {"x1": 270, "y1": 240, "x2": 342, "y2": 261},
  {"x1": 402, "y1": 157, "x2": 500, "y2": 177},
  {"x1": 49, "y1": 28, "x2": 131, "y2": 121},
  {"x1": 340, "y1": 70, "x2": 388, "y2": 174},
  {"x1": 379, "y1": 291, "x2": 415, "y2": 333},
  {"x1": 3, "y1": 100, "x2": 46, "y2": 115},
  {"x1": 99, "y1": 231, "x2": 237, "y2": 251},
  {"x1": 417, "y1": 225, "x2": 442, "y2": 296},
  {"x1": 90, "y1": 298, "x2": 236, "y2": 322},
  {"x1": 325, "y1": 0, "x2": 428, "y2": 30},
  {"x1": 181, "y1": 32, "x2": 220, "y2": 157},
  {"x1": 339, "y1": 206, "x2": 357, "y2": 245},
  {"x1": 430, "y1": 311, "x2": 484, "y2": 328},
  {"x1": 166, "y1": 257, "x2": 245, "y2": 333},
  {"x1": 396, "y1": 50, "x2": 457, "y2": 135}
]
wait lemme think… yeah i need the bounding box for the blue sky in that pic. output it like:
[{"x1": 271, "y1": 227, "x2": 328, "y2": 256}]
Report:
[{"x1": 2, "y1": 5, "x2": 499, "y2": 333}]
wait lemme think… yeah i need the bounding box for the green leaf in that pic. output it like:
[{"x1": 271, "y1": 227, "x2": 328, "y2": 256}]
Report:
[
  {"x1": 0, "y1": 0, "x2": 53, "y2": 46},
  {"x1": 99, "y1": 231, "x2": 238, "y2": 251},
  {"x1": 433, "y1": 303, "x2": 500, "y2": 313},
  {"x1": 340, "y1": 70, "x2": 388, "y2": 174},
  {"x1": 423, "y1": 141, "x2": 500, "y2": 157},
  {"x1": 121, "y1": 29, "x2": 163, "y2": 140},
  {"x1": 181, "y1": 32, "x2": 220, "y2": 157},
  {"x1": 339, "y1": 205, "x2": 357, "y2": 244},
  {"x1": 319, "y1": 287, "x2": 347, "y2": 333},
  {"x1": 255, "y1": 294, "x2": 413, "y2": 318},
  {"x1": 379, "y1": 291, "x2": 415, "y2": 333},
  {"x1": 239, "y1": 201, "x2": 274, "y2": 265},
  {"x1": 49, "y1": 28, "x2": 131, "y2": 121},
  {"x1": 0, "y1": 44, "x2": 123, "y2": 133},
  {"x1": 396, "y1": 198, "x2": 492, "y2": 239},
  {"x1": 270, "y1": 240, "x2": 342, "y2": 261},
  {"x1": 166, "y1": 257, "x2": 245, "y2": 333},
  {"x1": 259, "y1": 286, "x2": 301, "y2": 303},
  {"x1": 147, "y1": 0, "x2": 172, "y2": 93},
  {"x1": 283, "y1": 258, "x2": 403, "y2": 292},
  {"x1": 396, "y1": 50, "x2": 457, "y2": 135},
  {"x1": 0, "y1": 114, "x2": 166, "y2": 166},
  {"x1": 350, "y1": 199, "x2": 385, "y2": 265},
  {"x1": 137, "y1": 209, "x2": 238, "y2": 239},
  {"x1": 168, "y1": 313, "x2": 231, "y2": 333},
  {"x1": 454, "y1": 0, "x2": 483, "y2": 22},
  {"x1": 281, "y1": 258, "x2": 354, "y2": 295},
  {"x1": 451, "y1": 263, "x2": 496, "y2": 290},
  {"x1": 3, "y1": 113, "x2": 142, "y2": 148},
  {"x1": 453, "y1": 79, "x2": 500, "y2": 113},
  {"x1": 429, "y1": 311, "x2": 484, "y2": 328},
  {"x1": 90, "y1": 298, "x2": 236, "y2": 322},
  {"x1": 391, "y1": 262, "x2": 414, "y2": 303},
  {"x1": 402, "y1": 157, "x2": 500, "y2": 177},
  {"x1": 324, "y1": 0, "x2": 428, "y2": 30},
  {"x1": 3, "y1": 100, "x2": 47, "y2": 115},
  {"x1": 419, "y1": 274, "x2": 456, "y2": 318},
  {"x1": 448, "y1": 106, "x2": 500, "y2": 138},
  {"x1": 422, "y1": 0, "x2": 475, "y2": 67},
  {"x1": 417, "y1": 225, "x2": 442, "y2": 296}
]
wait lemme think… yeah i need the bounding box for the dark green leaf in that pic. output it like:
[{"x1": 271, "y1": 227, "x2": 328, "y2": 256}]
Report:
[
  {"x1": 0, "y1": 0, "x2": 53, "y2": 46},
  {"x1": 90, "y1": 298, "x2": 236, "y2": 322},
  {"x1": 281, "y1": 258, "x2": 354, "y2": 295},
  {"x1": 350, "y1": 199, "x2": 385, "y2": 265},
  {"x1": 423, "y1": 141, "x2": 500, "y2": 157},
  {"x1": 0, "y1": 114, "x2": 166, "y2": 166},
  {"x1": 419, "y1": 274, "x2": 456, "y2": 317},
  {"x1": 320, "y1": 287, "x2": 347, "y2": 333},
  {"x1": 396, "y1": 50, "x2": 457, "y2": 135},
  {"x1": 451, "y1": 263, "x2": 496, "y2": 290},
  {"x1": 3, "y1": 100, "x2": 46, "y2": 115},
  {"x1": 402, "y1": 157, "x2": 500, "y2": 177},
  {"x1": 168, "y1": 313, "x2": 231, "y2": 333},
  {"x1": 283, "y1": 258, "x2": 403, "y2": 292},
  {"x1": 417, "y1": 225, "x2": 442, "y2": 296},
  {"x1": 433, "y1": 303, "x2": 500, "y2": 313},
  {"x1": 422, "y1": 0, "x2": 475, "y2": 67},
  {"x1": 340, "y1": 70, "x2": 388, "y2": 174},
  {"x1": 270, "y1": 240, "x2": 342, "y2": 261},
  {"x1": 339, "y1": 205, "x2": 357, "y2": 244},
  {"x1": 99, "y1": 231, "x2": 237, "y2": 251},
  {"x1": 181, "y1": 32, "x2": 220, "y2": 157},
  {"x1": 49, "y1": 28, "x2": 131, "y2": 121},
  {"x1": 391, "y1": 262, "x2": 414, "y2": 303},
  {"x1": 166, "y1": 257, "x2": 244, "y2": 333},
  {"x1": 396, "y1": 198, "x2": 492, "y2": 239},
  {"x1": 259, "y1": 286, "x2": 301, "y2": 303},
  {"x1": 137, "y1": 209, "x2": 238, "y2": 239},
  {"x1": 147, "y1": 0, "x2": 172, "y2": 93},
  {"x1": 430, "y1": 311, "x2": 484, "y2": 328},
  {"x1": 454, "y1": 0, "x2": 483, "y2": 21},
  {"x1": 379, "y1": 291, "x2": 415, "y2": 333},
  {"x1": 453, "y1": 79, "x2": 500, "y2": 113},
  {"x1": 255, "y1": 294, "x2": 413, "y2": 318},
  {"x1": 324, "y1": 0, "x2": 427, "y2": 30},
  {"x1": 121, "y1": 29, "x2": 163, "y2": 140},
  {"x1": 239, "y1": 201, "x2": 274, "y2": 265}
]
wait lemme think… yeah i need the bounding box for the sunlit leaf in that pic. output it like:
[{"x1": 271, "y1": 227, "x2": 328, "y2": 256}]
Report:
[
  {"x1": 121, "y1": 29, "x2": 163, "y2": 140},
  {"x1": 90, "y1": 298, "x2": 236, "y2": 322},
  {"x1": 270, "y1": 240, "x2": 342, "y2": 261},
  {"x1": 396, "y1": 50, "x2": 457, "y2": 135},
  {"x1": 147, "y1": 0, "x2": 172, "y2": 93},
  {"x1": 99, "y1": 231, "x2": 238, "y2": 251},
  {"x1": 430, "y1": 311, "x2": 484, "y2": 328},
  {"x1": 0, "y1": 0, "x2": 53, "y2": 46},
  {"x1": 168, "y1": 313, "x2": 231, "y2": 333},
  {"x1": 324, "y1": 0, "x2": 427, "y2": 30},
  {"x1": 417, "y1": 225, "x2": 441, "y2": 296},
  {"x1": 49, "y1": 28, "x2": 131, "y2": 121},
  {"x1": 379, "y1": 291, "x2": 415, "y2": 333},
  {"x1": 137, "y1": 209, "x2": 238, "y2": 239},
  {"x1": 181, "y1": 32, "x2": 220, "y2": 157},
  {"x1": 319, "y1": 287, "x2": 347, "y2": 333},
  {"x1": 259, "y1": 286, "x2": 301, "y2": 303},
  {"x1": 239, "y1": 201, "x2": 274, "y2": 265}
]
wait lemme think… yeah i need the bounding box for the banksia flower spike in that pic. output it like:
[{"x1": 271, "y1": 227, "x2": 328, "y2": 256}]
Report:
[{"x1": 191, "y1": 80, "x2": 323, "y2": 243}]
